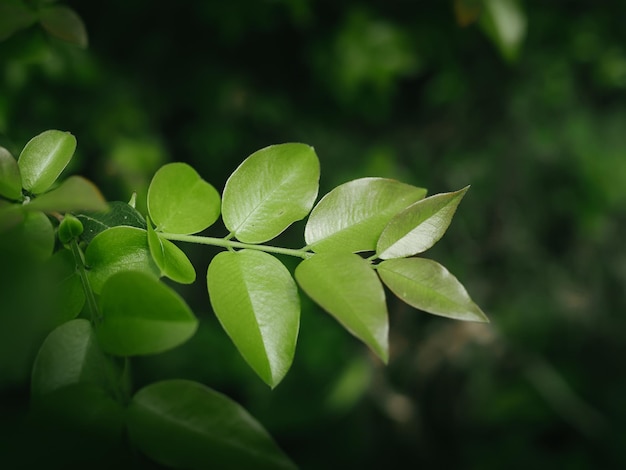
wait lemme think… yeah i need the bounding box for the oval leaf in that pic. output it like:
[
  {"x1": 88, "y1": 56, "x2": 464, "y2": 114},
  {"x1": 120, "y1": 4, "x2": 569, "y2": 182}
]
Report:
[
  {"x1": 147, "y1": 220, "x2": 196, "y2": 284},
  {"x1": 377, "y1": 186, "x2": 469, "y2": 259},
  {"x1": 0, "y1": 146, "x2": 22, "y2": 200},
  {"x1": 18, "y1": 130, "x2": 76, "y2": 194},
  {"x1": 25, "y1": 176, "x2": 107, "y2": 213},
  {"x1": 305, "y1": 178, "x2": 427, "y2": 253},
  {"x1": 207, "y1": 250, "x2": 300, "y2": 388},
  {"x1": 295, "y1": 252, "x2": 388, "y2": 362},
  {"x1": 148, "y1": 162, "x2": 220, "y2": 234},
  {"x1": 76, "y1": 200, "x2": 147, "y2": 244},
  {"x1": 128, "y1": 380, "x2": 296, "y2": 470},
  {"x1": 97, "y1": 271, "x2": 198, "y2": 356},
  {"x1": 222, "y1": 143, "x2": 320, "y2": 243},
  {"x1": 85, "y1": 226, "x2": 159, "y2": 294},
  {"x1": 39, "y1": 5, "x2": 88, "y2": 48},
  {"x1": 377, "y1": 257, "x2": 488, "y2": 322}
]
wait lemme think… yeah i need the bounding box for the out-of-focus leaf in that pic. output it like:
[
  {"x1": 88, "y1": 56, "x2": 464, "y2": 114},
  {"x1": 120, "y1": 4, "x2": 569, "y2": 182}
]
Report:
[
  {"x1": 0, "y1": 210, "x2": 54, "y2": 260},
  {"x1": 57, "y1": 213, "x2": 83, "y2": 244},
  {"x1": 480, "y1": 0, "x2": 527, "y2": 62},
  {"x1": 18, "y1": 130, "x2": 76, "y2": 194},
  {"x1": 147, "y1": 221, "x2": 195, "y2": 284},
  {"x1": 85, "y1": 226, "x2": 159, "y2": 294},
  {"x1": 207, "y1": 250, "x2": 300, "y2": 388},
  {"x1": 38, "y1": 5, "x2": 88, "y2": 48},
  {"x1": 295, "y1": 252, "x2": 388, "y2": 362},
  {"x1": 76, "y1": 201, "x2": 146, "y2": 244},
  {"x1": 45, "y1": 249, "x2": 84, "y2": 322},
  {"x1": 25, "y1": 176, "x2": 107, "y2": 213},
  {"x1": 0, "y1": 146, "x2": 22, "y2": 200},
  {"x1": 127, "y1": 380, "x2": 297, "y2": 470},
  {"x1": 0, "y1": 201, "x2": 24, "y2": 232},
  {"x1": 377, "y1": 257, "x2": 488, "y2": 322},
  {"x1": 222, "y1": 143, "x2": 320, "y2": 243},
  {"x1": 305, "y1": 178, "x2": 426, "y2": 253},
  {"x1": 97, "y1": 271, "x2": 198, "y2": 356},
  {"x1": 0, "y1": 0, "x2": 37, "y2": 41},
  {"x1": 454, "y1": 0, "x2": 482, "y2": 27},
  {"x1": 147, "y1": 162, "x2": 220, "y2": 235},
  {"x1": 376, "y1": 186, "x2": 468, "y2": 259}
]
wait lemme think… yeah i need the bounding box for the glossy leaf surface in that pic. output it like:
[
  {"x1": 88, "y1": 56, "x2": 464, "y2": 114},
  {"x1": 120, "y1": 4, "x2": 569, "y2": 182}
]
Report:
[
  {"x1": 127, "y1": 380, "x2": 296, "y2": 470},
  {"x1": 39, "y1": 5, "x2": 88, "y2": 48},
  {"x1": 85, "y1": 226, "x2": 159, "y2": 293},
  {"x1": 207, "y1": 250, "x2": 300, "y2": 387},
  {"x1": 147, "y1": 221, "x2": 195, "y2": 284},
  {"x1": 148, "y1": 162, "x2": 220, "y2": 234},
  {"x1": 295, "y1": 252, "x2": 388, "y2": 362},
  {"x1": 97, "y1": 271, "x2": 198, "y2": 356},
  {"x1": 18, "y1": 130, "x2": 76, "y2": 194},
  {"x1": 222, "y1": 143, "x2": 319, "y2": 243},
  {"x1": 377, "y1": 257, "x2": 488, "y2": 322},
  {"x1": 377, "y1": 186, "x2": 469, "y2": 259},
  {"x1": 77, "y1": 200, "x2": 146, "y2": 244},
  {"x1": 305, "y1": 178, "x2": 427, "y2": 253},
  {"x1": 0, "y1": 146, "x2": 22, "y2": 200}
]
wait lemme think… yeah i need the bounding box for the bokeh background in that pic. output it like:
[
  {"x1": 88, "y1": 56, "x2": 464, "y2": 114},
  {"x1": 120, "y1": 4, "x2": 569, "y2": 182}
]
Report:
[{"x1": 2, "y1": 0, "x2": 626, "y2": 468}]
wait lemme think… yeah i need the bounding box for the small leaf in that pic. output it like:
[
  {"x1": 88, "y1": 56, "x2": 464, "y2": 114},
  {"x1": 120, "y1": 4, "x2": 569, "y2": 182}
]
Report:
[
  {"x1": 222, "y1": 143, "x2": 320, "y2": 243},
  {"x1": 39, "y1": 5, "x2": 88, "y2": 48},
  {"x1": 0, "y1": 146, "x2": 22, "y2": 200},
  {"x1": 377, "y1": 257, "x2": 488, "y2": 322},
  {"x1": 295, "y1": 252, "x2": 388, "y2": 362},
  {"x1": 25, "y1": 176, "x2": 107, "y2": 213},
  {"x1": 127, "y1": 379, "x2": 297, "y2": 470},
  {"x1": 207, "y1": 250, "x2": 300, "y2": 388},
  {"x1": 85, "y1": 226, "x2": 159, "y2": 294},
  {"x1": 305, "y1": 178, "x2": 427, "y2": 253},
  {"x1": 147, "y1": 220, "x2": 196, "y2": 284},
  {"x1": 148, "y1": 162, "x2": 220, "y2": 234},
  {"x1": 57, "y1": 213, "x2": 83, "y2": 244},
  {"x1": 0, "y1": 0, "x2": 37, "y2": 41},
  {"x1": 76, "y1": 200, "x2": 147, "y2": 244},
  {"x1": 376, "y1": 186, "x2": 469, "y2": 259},
  {"x1": 97, "y1": 271, "x2": 198, "y2": 356},
  {"x1": 31, "y1": 319, "x2": 117, "y2": 398},
  {"x1": 18, "y1": 130, "x2": 76, "y2": 194},
  {"x1": 480, "y1": 0, "x2": 527, "y2": 62}
]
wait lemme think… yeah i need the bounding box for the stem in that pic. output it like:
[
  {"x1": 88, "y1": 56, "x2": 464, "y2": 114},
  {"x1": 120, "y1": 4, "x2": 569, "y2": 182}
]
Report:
[
  {"x1": 160, "y1": 232, "x2": 314, "y2": 259},
  {"x1": 69, "y1": 238, "x2": 102, "y2": 324}
]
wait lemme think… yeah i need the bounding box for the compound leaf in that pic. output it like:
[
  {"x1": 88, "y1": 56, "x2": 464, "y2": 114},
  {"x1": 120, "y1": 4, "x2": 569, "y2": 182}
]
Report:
[
  {"x1": 147, "y1": 220, "x2": 195, "y2": 284},
  {"x1": 207, "y1": 250, "x2": 300, "y2": 388},
  {"x1": 25, "y1": 176, "x2": 107, "y2": 213},
  {"x1": 0, "y1": 146, "x2": 22, "y2": 200},
  {"x1": 222, "y1": 143, "x2": 319, "y2": 243}
]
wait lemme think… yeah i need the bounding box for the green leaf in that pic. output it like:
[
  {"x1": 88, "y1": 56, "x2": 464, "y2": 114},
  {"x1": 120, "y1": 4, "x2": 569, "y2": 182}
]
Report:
[
  {"x1": 376, "y1": 186, "x2": 469, "y2": 259},
  {"x1": 147, "y1": 162, "x2": 220, "y2": 235},
  {"x1": 38, "y1": 5, "x2": 88, "y2": 48},
  {"x1": 295, "y1": 252, "x2": 388, "y2": 362},
  {"x1": 305, "y1": 178, "x2": 427, "y2": 253},
  {"x1": 147, "y1": 220, "x2": 196, "y2": 284},
  {"x1": 207, "y1": 250, "x2": 300, "y2": 388},
  {"x1": 0, "y1": 201, "x2": 24, "y2": 232},
  {"x1": 480, "y1": 0, "x2": 527, "y2": 62},
  {"x1": 45, "y1": 249, "x2": 85, "y2": 322},
  {"x1": 377, "y1": 257, "x2": 488, "y2": 322},
  {"x1": 97, "y1": 271, "x2": 198, "y2": 356},
  {"x1": 85, "y1": 226, "x2": 159, "y2": 294},
  {"x1": 57, "y1": 213, "x2": 83, "y2": 244},
  {"x1": 76, "y1": 200, "x2": 147, "y2": 244},
  {"x1": 0, "y1": 210, "x2": 54, "y2": 260},
  {"x1": 127, "y1": 379, "x2": 297, "y2": 470},
  {"x1": 18, "y1": 130, "x2": 76, "y2": 194},
  {"x1": 222, "y1": 143, "x2": 320, "y2": 243},
  {"x1": 25, "y1": 176, "x2": 107, "y2": 213},
  {"x1": 0, "y1": 146, "x2": 22, "y2": 200},
  {"x1": 31, "y1": 319, "x2": 117, "y2": 398},
  {"x1": 0, "y1": 0, "x2": 37, "y2": 41}
]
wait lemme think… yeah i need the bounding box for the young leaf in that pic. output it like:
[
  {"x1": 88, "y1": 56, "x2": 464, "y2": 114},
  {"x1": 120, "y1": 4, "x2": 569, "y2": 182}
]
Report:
[
  {"x1": 76, "y1": 200, "x2": 147, "y2": 244},
  {"x1": 207, "y1": 250, "x2": 300, "y2": 388},
  {"x1": 57, "y1": 213, "x2": 83, "y2": 244},
  {"x1": 39, "y1": 5, "x2": 88, "y2": 48},
  {"x1": 295, "y1": 252, "x2": 388, "y2": 362},
  {"x1": 304, "y1": 178, "x2": 427, "y2": 253},
  {"x1": 97, "y1": 271, "x2": 198, "y2": 356},
  {"x1": 376, "y1": 186, "x2": 469, "y2": 259},
  {"x1": 18, "y1": 130, "x2": 76, "y2": 194},
  {"x1": 148, "y1": 162, "x2": 220, "y2": 235},
  {"x1": 377, "y1": 257, "x2": 488, "y2": 322},
  {"x1": 222, "y1": 143, "x2": 320, "y2": 243},
  {"x1": 85, "y1": 226, "x2": 160, "y2": 294},
  {"x1": 0, "y1": 146, "x2": 22, "y2": 200},
  {"x1": 127, "y1": 379, "x2": 297, "y2": 470},
  {"x1": 147, "y1": 220, "x2": 195, "y2": 284}
]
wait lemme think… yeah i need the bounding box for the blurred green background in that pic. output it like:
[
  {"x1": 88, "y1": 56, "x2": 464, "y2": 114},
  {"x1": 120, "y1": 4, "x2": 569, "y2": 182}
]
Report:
[{"x1": 2, "y1": 0, "x2": 626, "y2": 468}]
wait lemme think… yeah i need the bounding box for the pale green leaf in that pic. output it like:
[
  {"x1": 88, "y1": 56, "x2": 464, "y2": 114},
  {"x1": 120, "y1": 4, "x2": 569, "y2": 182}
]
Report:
[
  {"x1": 127, "y1": 380, "x2": 297, "y2": 470},
  {"x1": 18, "y1": 130, "x2": 76, "y2": 194},
  {"x1": 148, "y1": 162, "x2": 220, "y2": 234},
  {"x1": 25, "y1": 176, "x2": 107, "y2": 213},
  {"x1": 39, "y1": 5, "x2": 88, "y2": 48},
  {"x1": 147, "y1": 220, "x2": 195, "y2": 284},
  {"x1": 376, "y1": 186, "x2": 469, "y2": 259},
  {"x1": 480, "y1": 0, "x2": 527, "y2": 62},
  {"x1": 295, "y1": 252, "x2": 388, "y2": 362},
  {"x1": 222, "y1": 143, "x2": 320, "y2": 243},
  {"x1": 207, "y1": 250, "x2": 300, "y2": 388},
  {"x1": 377, "y1": 257, "x2": 488, "y2": 322},
  {"x1": 97, "y1": 271, "x2": 198, "y2": 356},
  {"x1": 0, "y1": 146, "x2": 22, "y2": 200},
  {"x1": 305, "y1": 178, "x2": 427, "y2": 253}
]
